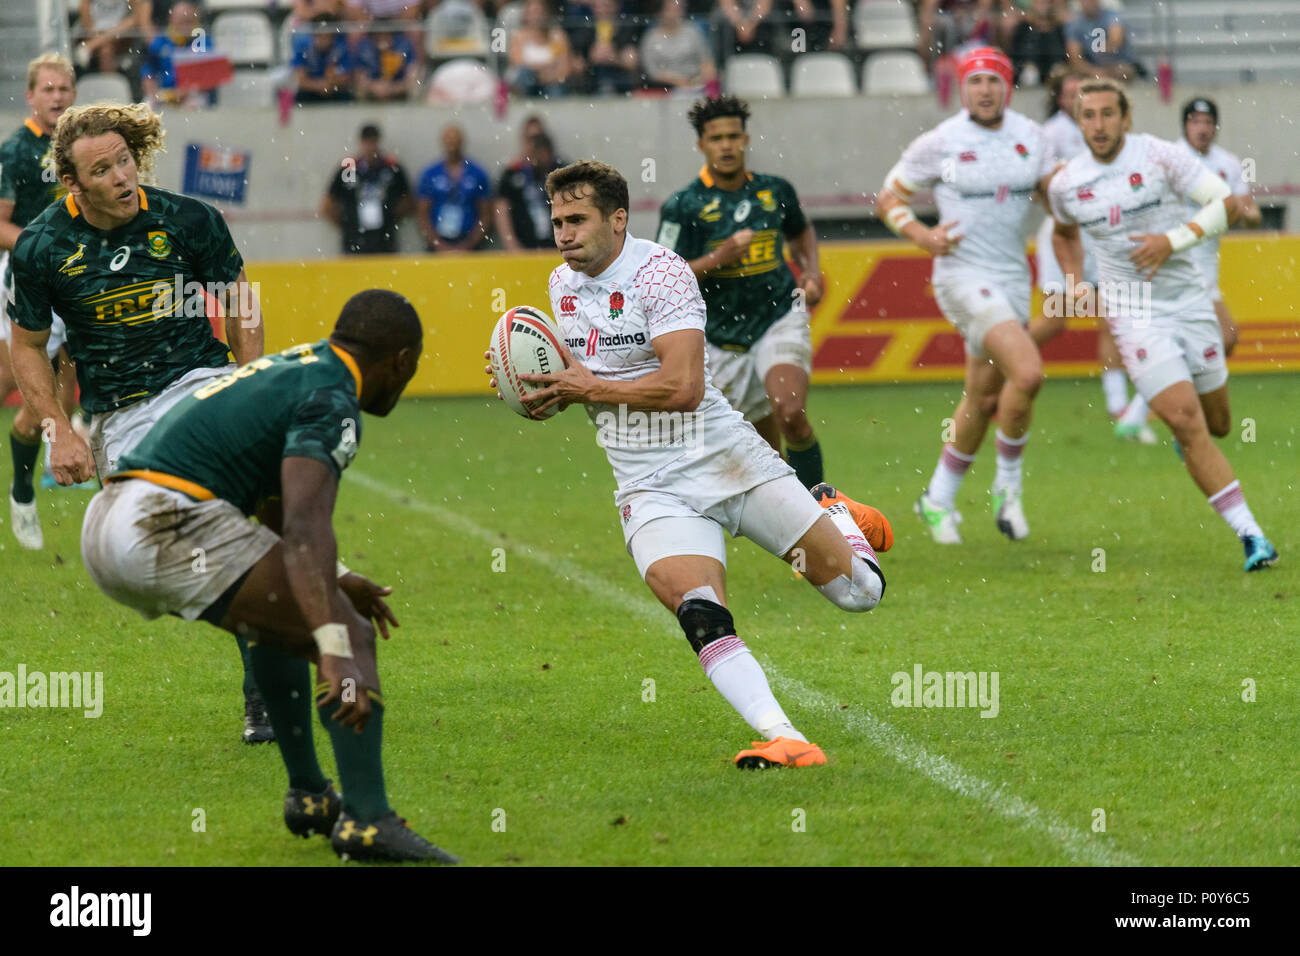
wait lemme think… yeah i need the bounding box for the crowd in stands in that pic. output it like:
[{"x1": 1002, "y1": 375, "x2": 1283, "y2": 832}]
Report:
[
  {"x1": 320, "y1": 116, "x2": 569, "y2": 255},
  {"x1": 68, "y1": 0, "x2": 1139, "y2": 106}
]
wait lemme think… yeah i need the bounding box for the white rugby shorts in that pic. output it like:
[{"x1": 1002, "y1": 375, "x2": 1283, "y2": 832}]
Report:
[{"x1": 707, "y1": 306, "x2": 813, "y2": 421}]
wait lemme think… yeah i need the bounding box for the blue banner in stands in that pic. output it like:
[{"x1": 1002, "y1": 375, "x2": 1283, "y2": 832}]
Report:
[{"x1": 182, "y1": 142, "x2": 250, "y2": 204}]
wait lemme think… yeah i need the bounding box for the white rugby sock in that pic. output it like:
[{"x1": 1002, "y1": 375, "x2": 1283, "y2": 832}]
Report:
[
  {"x1": 927, "y1": 445, "x2": 975, "y2": 511},
  {"x1": 699, "y1": 638, "x2": 806, "y2": 742},
  {"x1": 1208, "y1": 480, "x2": 1264, "y2": 538},
  {"x1": 1118, "y1": 393, "x2": 1150, "y2": 427},
  {"x1": 993, "y1": 429, "x2": 1027, "y2": 493},
  {"x1": 1101, "y1": 369, "x2": 1129, "y2": 417}
]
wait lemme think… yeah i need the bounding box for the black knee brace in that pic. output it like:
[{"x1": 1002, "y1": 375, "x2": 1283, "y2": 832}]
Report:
[{"x1": 676, "y1": 599, "x2": 735, "y2": 654}]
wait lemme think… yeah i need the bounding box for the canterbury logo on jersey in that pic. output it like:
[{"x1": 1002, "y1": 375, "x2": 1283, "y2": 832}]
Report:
[
  {"x1": 565, "y1": 330, "x2": 647, "y2": 356},
  {"x1": 82, "y1": 279, "x2": 177, "y2": 326}
]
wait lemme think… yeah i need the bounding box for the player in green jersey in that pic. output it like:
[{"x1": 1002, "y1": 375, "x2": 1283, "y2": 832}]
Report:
[
  {"x1": 656, "y1": 96, "x2": 827, "y2": 488},
  {"x1": 81, "y1": 290, "x2": 456, "y2": 863},
  {"x1": 8, "y1": 101, "x2": 274, "y2": 744},
  {"x1": 0, "y1": 54, "x2": 84, "y2": 550}
]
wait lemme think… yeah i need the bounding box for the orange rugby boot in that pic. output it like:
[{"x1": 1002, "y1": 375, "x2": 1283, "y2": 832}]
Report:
[
  {"x1": 734, "y1": 736, "x2": 828, "y2": 769},
  {"x1": 810, "y1": 482, "x2": 893, "y2": 552}
]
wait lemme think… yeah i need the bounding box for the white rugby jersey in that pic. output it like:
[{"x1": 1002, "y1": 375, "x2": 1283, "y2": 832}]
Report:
[
  {"x1": 1177, "y1": 138, "x2": 1249, "y2": 288},
  {"x1": 1049, "y1": 133, "x2": 1211, "y2": 319},
  {"x1": 894, "y1": 108, "x2": 1057, "y2": 283},
  {"x1": 1043, "y1": 110, "x2": 1086, "y2": 161},
  {"x1": 548, "y1": 233, "x2": 789, "y2": 500}
]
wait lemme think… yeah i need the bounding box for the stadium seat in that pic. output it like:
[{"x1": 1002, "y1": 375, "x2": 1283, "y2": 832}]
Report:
[
  {"x1": 789, "y1": 52, "x2": 856, "y2": 96},
  {"x1": 75, "y1": 72, "x2": 132, "y2": 103},
  {"x1": 862, "y1": 50, "x2": 928, "y2": 94},
  {"x1": 427, "y1": 0, "x2": 492, "y2": 58},
  {"x1": 853, "y1": 0, "x2": 919, "y2": 51},
  {"x1": 724, "y1": 53, "x2": 785, "y2": 98},
  {"x1": 212, "y1": 11, "x2": 275, "y2": 66},
  {"x1": 220, "y1": 68, "x2": 275, "y2": 107}
]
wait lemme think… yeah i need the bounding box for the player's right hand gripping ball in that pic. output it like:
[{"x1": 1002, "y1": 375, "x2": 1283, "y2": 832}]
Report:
[{"x1": 488, "y1": 305, "x2": 566, "y2": 420}]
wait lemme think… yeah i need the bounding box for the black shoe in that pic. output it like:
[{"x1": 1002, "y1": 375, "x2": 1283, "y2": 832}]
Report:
[
  {"x1": 242, "y1": 690, "x2": 275, "y2": 745},
  {"x1": 284, "y1": 780, "x2": 341, "y2": 838},
  {"x1": 330, "y1": 812, "x2": 460, "y2": 864}
]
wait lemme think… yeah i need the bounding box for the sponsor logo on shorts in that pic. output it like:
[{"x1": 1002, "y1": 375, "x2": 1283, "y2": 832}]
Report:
[
  {"x1": 1137, "y1": 348, "x2": 1148, "y2": 361},
  {"x1": 621, "y1": 504, "x2": 632, "y2": 524}
]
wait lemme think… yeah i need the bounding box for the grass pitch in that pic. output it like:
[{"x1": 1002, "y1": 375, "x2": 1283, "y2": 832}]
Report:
[{"x1": 2, "y1": 373, "x2": 1296, "y2": 866}]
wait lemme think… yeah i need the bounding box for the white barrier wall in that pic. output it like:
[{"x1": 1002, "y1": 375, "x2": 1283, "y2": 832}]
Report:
[{"x1": 4, "y1": 83, "x2": 1294, "y2": 260}]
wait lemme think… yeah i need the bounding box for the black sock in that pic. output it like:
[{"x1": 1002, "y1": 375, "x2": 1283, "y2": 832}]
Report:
[
  {"x1": 248, "y1": 643, "x2": 328, "y2": 792},
  {"x1": 786, "y1": 437, "x2": 824, "y2": 488},
  {"x1": 235, "y1": 635, "x2": 257, "y2": 698},
  {"x1": 9, "y1": 427, "x2": 41, "y2": 504},
  {"x1": 318, "y1": 692, "x2": 390, "y2": 822}
]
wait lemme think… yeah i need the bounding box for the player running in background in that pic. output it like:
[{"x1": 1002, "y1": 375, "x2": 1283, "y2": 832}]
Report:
[
  {"x1": 489, "y1": 161, "x2": 893, "y2": 768},
  {"x1": 1030, "y1": 64, "x2": 1154, "y2": 444},
  {"x1": 1176, "y1": 97, "x2": 1263, "y2": 357},
  {"x1": 0, "y1": 54, "x2": 84, "y2": 549},
  {"x1": 81, "y1": 291, "x2": 457, "y2": 862},
  {"x1": 1049, "y1": 79, "x2": 1276, "y2": 572},
  {"x1": 875, "y1": 48, "x2": 1058, "y2": 545},
  {"x1": 656, "y1": 96, "x2": 827, "y2": 488},
  {"x1": 7, "y1": 101, "x2": 274, "y2": 742}
]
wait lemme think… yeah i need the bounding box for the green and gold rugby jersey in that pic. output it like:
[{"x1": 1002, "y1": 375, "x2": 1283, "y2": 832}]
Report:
[
  {"x1": 10, "y1": 184, "x2": 242, "y2": 413},
  {"x1": 112, "y1": 341, "x2": 362, "y2": 515},
  {"x1": 0, "y1": 118, "x2": 64, "y2": 228},
  {"x1": 656, "y1": 166, "x2": 808, "y2": 350}
]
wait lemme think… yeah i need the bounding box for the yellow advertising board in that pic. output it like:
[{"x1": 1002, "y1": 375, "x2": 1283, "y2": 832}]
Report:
[{"x1": 248, "y1": 235, "x2": 1299, "y2": 397}]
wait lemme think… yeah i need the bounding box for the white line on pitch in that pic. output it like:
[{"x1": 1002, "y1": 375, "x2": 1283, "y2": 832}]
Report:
[{"x1": 347, "y1": 469, "x2": 1139, "y2": 867}]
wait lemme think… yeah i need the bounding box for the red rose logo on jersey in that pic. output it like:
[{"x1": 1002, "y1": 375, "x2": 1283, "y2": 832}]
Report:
[
  {"x1": 559, "y1": 295, "x2": 577, "y2": 314},
  {"x1": 609, "y1": 291, "x2": 624, "y2": 321},
  {"x1": 1014, "y1": 143, "x2": 1028, "y2": 159},
  {"x1": 1129, "y1": 172, "x2": 1143, "y2": 191},
  {"x1": 1137, "y1": 348, "x2": 1148, "y2": 361}
]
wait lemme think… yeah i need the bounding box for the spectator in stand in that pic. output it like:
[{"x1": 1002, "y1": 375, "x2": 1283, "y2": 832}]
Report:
[
  {"x1": 507, "y1": 0, "x2": 575, "y2": 97},
  {"x1": 718, "y1": 0, "x2": 775, "y2": 56},
  {"x1": 141, "y1": 1, "x2": 214, "y2": 109},
  {"x1": 355, "y1": 20, "x2": 419, "y2": 100},
  {"x1": 77, "y1": 0, "x2": 151, "y2": 74},
  {"x1": 494, "y1": 132, "x2": 563, "y2": 250},
  {"x1": 322, "y1": 124, "x2": 413, "y2": 254},
  {"x1": 345, "y1": 0, "x2": 423, "y2": 21},
  {"x1": 568, "y1": 0, "x2": 641, "y2": 95},
  {"x1": 1065, "y1": 0, "x2": 1138, "y2": 79},
  {"x1": 640, "y1": 0, "x2": 715, "y2": 92},
  {"x1": 293, "y1": 14, "x2": 355, "y2": 103},
  {"x1": 790, "y1": 0, "x2": 849, "y2": 53},
  {"x1": 1007, "y1": 0, "x2": 1068, "y2": 85},
  {"x1": 917, "y1": 0, "x2": 996, "y2": 69},
  {"x1": 416, "y1": 124, "x2": 493, "y2": 252}
]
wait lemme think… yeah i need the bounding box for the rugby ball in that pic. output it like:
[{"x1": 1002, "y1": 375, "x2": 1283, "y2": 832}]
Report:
[{"x1": 488, "y1": 305, "x2": 566, "y2": 420}]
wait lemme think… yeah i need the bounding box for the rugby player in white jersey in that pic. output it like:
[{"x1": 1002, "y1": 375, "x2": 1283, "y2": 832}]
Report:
[
  {"x1": 484, "y1": 160, "x2": 894, "y2": 769},
  {"x1": 1030, "y1": 64, "x2": 1154, "y2": 443},
  {"x1": 1176, "y1": 97, "x2": 1262, "y2": 357},
  {"x1": 875, "y1": 47, "x2": 1058, "y2": 545},
  {"x1": 1049, "y1": 79, "x2": 1277, "y2": 572}
]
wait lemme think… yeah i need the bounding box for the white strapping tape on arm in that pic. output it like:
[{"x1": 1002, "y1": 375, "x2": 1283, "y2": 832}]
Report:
[
  {"x1": 1167, "y1": 170, "x2": 1232, "y2": 252},
  {"x1": 312, "y1": 623, "x2": 353, "y2": 659}
]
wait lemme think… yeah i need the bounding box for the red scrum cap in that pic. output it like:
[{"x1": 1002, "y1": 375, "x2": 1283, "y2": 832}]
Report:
[{"x1": 958, "y1": 47, "x2": 1013, "y2": 107}]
